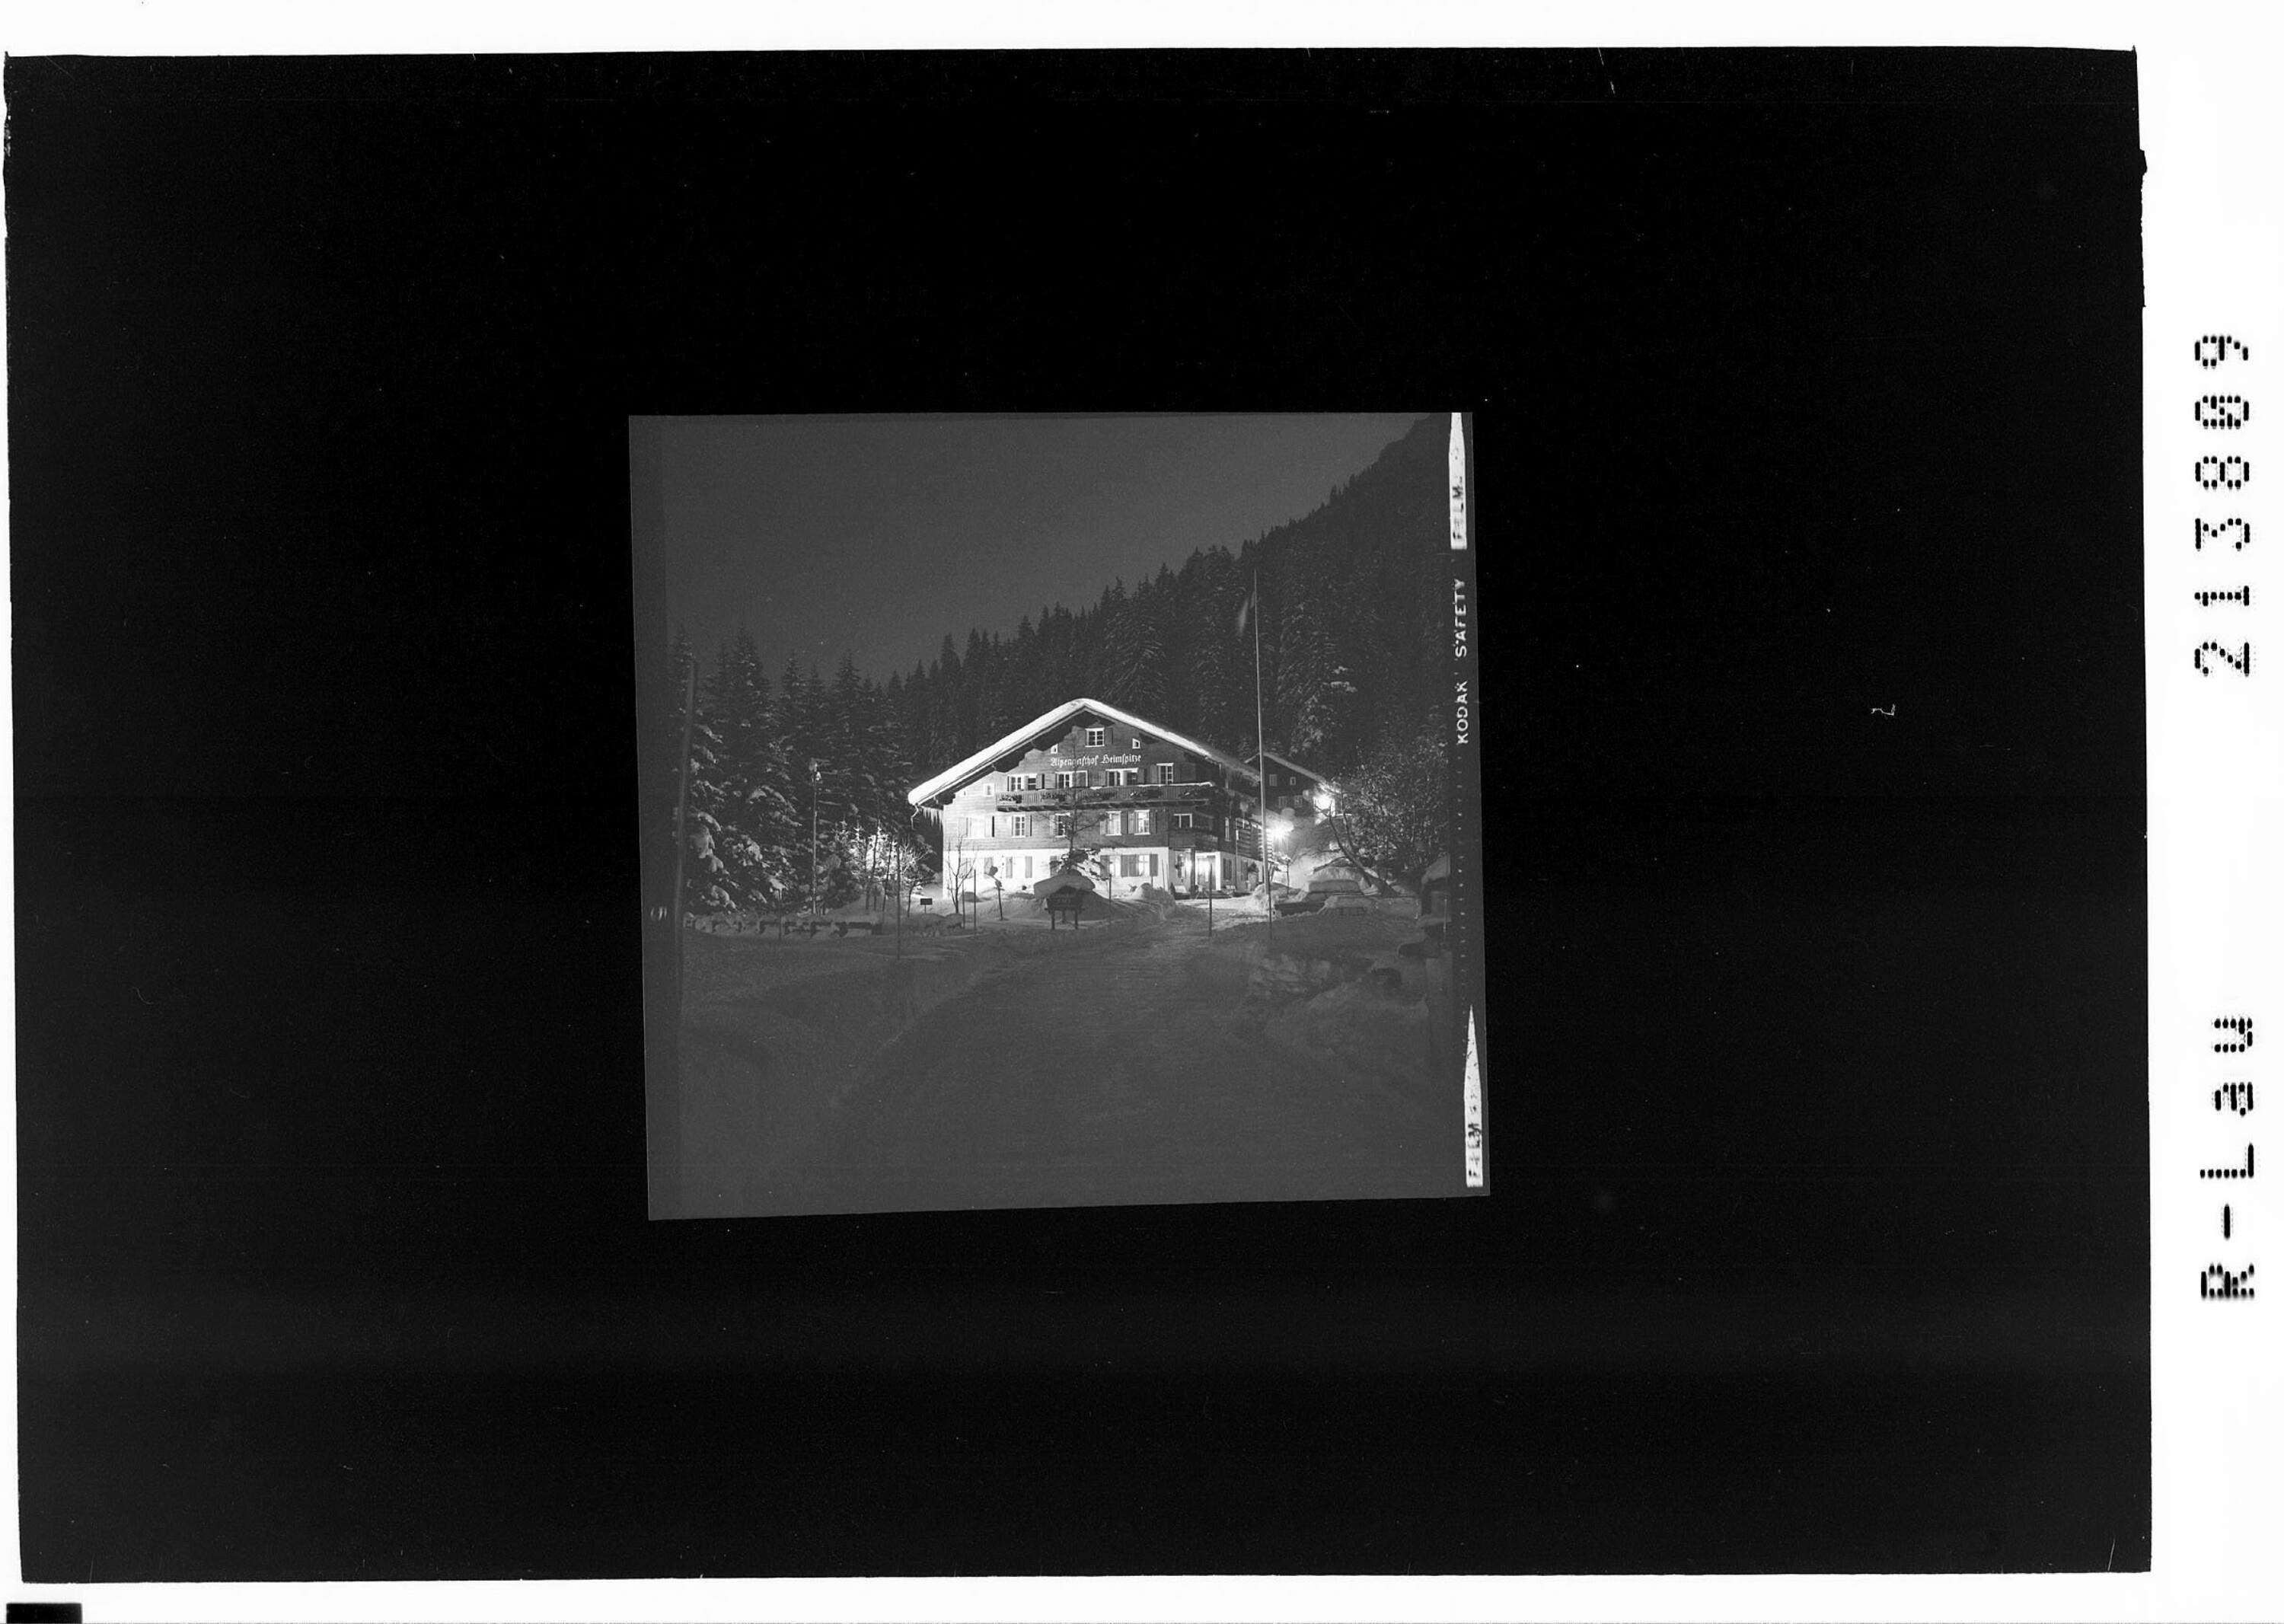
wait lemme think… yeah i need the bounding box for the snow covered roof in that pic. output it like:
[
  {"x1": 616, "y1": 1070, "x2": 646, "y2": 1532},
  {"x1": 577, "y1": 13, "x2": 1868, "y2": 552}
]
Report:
[
  {"x1": 1262, "y1": 750, "x2": 1335, "y2": 789},
  {"x1": 907, "y1": 697, "x2": 1324, "y2": 806}
]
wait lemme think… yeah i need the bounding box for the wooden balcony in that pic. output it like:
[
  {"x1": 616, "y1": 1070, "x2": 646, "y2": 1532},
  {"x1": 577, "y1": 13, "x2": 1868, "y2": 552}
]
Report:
[{"x1": 988, "y1": 781, "x2": 1228, "y2": 814}]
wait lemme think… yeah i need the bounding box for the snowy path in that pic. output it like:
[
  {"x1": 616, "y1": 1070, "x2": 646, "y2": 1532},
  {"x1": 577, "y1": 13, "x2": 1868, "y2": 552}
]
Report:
[{"x1": 791, "y1": 911, "x2": 1458, "y2": 1214}]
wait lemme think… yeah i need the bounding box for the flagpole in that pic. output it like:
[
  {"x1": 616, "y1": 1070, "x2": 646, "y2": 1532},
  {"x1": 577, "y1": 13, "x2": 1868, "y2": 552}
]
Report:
[{"x1": 1252, "y1": 568, "x2": 1268, "y2": 921}]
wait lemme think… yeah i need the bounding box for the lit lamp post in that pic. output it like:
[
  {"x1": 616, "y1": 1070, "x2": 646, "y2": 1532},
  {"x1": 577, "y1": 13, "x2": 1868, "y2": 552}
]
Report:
[
  {"x1": 1267, "y1": 813, "x2": 1291, "y2": 919},
  {"x1": 809, "y1": 760, "x2": 822, "y2": 916},
  {"x1": 1309, "y1": 787, "x2": 1336, "y2": 894}
]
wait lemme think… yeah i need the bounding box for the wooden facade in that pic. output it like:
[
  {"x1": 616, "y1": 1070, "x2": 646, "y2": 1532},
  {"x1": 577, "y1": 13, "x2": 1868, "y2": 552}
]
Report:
[{"x1": 907, "y1": 698, "x2": 1332, "y2": 899}]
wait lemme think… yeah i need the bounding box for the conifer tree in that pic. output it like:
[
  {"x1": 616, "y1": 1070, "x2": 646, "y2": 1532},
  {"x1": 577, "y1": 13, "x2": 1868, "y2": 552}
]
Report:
[
  {"x1": 1185, "y1": 550, "x2": 1250, "y2": 753},
  {"x1": 926, "y1": 637, "x2": 963, "y2": 770},
  {"x1": 1101, "y1": 574, "x2": 1170, "y2": 718},
  {"x1": 1081, "y1": 581, "x2": 1124, "y2": 699},
  {"x1": 1269, "y1": 559, "x2": 1360, "y2": 763},
  {"x1": 678, "y1": 642, "x2": 733, "y2": 914}
]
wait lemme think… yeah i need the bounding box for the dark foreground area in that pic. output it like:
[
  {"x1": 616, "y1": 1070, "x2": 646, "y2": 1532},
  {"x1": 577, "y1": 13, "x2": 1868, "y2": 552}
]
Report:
[
  {"x1": 22, "y1": 1287, "x2": 2141, "y2": 1578},
  {"x1": 676, "y1": 907, "x2": 1460, "y2": 1218}
]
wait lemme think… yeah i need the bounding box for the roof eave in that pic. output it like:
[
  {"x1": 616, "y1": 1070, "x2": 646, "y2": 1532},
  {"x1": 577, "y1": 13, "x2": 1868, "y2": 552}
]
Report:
[{"x1": 905, "y1": 696, "x2": 1270, "y2": 806}]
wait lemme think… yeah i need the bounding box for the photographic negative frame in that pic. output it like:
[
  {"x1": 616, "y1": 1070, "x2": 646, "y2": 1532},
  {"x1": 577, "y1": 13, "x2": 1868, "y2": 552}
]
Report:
[{"x1": 630, "y1": 411, "x2": 1494, "y2": 1219}]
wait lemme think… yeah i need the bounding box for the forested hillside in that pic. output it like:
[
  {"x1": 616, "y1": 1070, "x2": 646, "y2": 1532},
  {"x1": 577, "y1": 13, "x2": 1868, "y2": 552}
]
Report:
[{"x1": 669, "y1": 414, "x2": 1453, "y2": 912}]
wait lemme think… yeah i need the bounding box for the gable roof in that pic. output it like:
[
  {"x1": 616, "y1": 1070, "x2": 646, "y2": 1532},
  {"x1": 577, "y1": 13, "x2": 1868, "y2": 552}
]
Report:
[
  {"x1": 1262, "y1": 750, "x2": 1334, "y2": 786},
  {"x1": 907, "y1": 697, "x2": 1326, "y2": 806}
]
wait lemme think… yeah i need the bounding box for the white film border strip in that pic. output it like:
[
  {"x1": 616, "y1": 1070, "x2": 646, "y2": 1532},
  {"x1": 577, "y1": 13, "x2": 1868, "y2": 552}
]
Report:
[
  {"x1": 1452, "y1": 411, "x2": 1485, "y2": 1188},
  {"x1": 2147, "y1": 27, "x2": 2282, "y2": 1622},
  {"x1": 1463, "y1": 1007, "x2": 1484, "y2": 1188}
]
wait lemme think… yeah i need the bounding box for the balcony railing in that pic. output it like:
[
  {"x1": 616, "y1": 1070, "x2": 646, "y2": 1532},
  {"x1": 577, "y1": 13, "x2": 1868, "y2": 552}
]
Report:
[{"x1": 989, "y1": 781, "x2": 1226, "y2": 812}]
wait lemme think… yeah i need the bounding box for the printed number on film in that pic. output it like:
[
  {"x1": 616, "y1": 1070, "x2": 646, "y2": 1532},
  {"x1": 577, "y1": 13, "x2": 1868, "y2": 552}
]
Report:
[{"x1": 2194, "y1": 336, "x2": 2254, "y2": 678}]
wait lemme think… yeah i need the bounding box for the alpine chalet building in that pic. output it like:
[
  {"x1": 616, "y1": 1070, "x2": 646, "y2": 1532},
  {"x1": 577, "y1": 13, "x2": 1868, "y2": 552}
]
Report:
[{"x1": 907, "y1": 698, "x2": 1332, "y2": 900}]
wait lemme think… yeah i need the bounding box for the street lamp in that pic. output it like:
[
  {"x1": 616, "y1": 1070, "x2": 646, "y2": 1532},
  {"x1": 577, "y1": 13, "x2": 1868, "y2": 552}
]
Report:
[
  {"x1": 809, "y1": 760, "x2": 822, "y2": 915},
  {"x1": 1308, "y1": 789, "x2": 1337, "y2": 895},
  {"x1": 1267, "y1": 813, "x2": 1292, "y2": 917}
]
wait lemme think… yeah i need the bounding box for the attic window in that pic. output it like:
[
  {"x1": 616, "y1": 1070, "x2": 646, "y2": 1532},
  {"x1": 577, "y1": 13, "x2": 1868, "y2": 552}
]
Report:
[{"x1": 1086, "y1": 726, "x2": 1105, "y2": 747}]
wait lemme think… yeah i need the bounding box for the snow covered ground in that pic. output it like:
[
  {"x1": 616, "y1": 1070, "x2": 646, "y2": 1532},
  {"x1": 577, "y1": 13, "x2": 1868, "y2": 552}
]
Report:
[{"x1": 671, "y1": 905, "x2": 1459, "y2": 1217}]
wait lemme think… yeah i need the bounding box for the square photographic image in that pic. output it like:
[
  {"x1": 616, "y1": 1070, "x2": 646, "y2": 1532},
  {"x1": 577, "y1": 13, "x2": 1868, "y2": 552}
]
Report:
[{"x1": 631, "y1": 412, "x2": 1488, "y2": 1218}]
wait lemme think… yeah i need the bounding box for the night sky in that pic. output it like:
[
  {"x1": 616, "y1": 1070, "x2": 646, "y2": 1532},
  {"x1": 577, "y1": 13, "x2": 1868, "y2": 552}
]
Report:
[{"x1": 657, "y1": 413, "x2": 1429, "y2": 682}]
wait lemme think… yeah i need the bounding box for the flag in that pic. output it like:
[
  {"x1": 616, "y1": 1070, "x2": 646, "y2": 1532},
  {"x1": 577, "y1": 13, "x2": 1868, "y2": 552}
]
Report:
[{"x1": 1235, "y1": 583, "x2": 1255, "y2": 634}]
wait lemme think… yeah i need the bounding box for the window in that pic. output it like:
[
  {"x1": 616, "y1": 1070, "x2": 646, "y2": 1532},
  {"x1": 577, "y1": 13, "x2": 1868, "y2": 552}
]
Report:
[
  {"x1": 1131, "y1": 736, "x2": 1142, "y2": 750},
  {"x1": 1023, "y1": 857, "x2": 1035, "y2": 879},
  {"x1": 1073, "y1": 770, "x2": 1090, "y2": 789},
  {"x1": 1129, "y1": 809, "x2": 1152, "y2": 835},
  {"x1": 1172, "y1": 812, "x2": 1193, "y2": 830},
  {"x1": 1086, "y1": 726, "x2": 1105, "y2": 747},
  {"x1": 1119, "y1": 854, "x2": 1142, "y2": 877},
  {"x1": 1053, "y1": 814, "x2": 1072, "y2": 837},
  {"x1": 1010, "y1": 814, "x2": 1029, "y2": 838},
  {"x1": 1156, "y1": 763, "x2": 1176, "y2": 784},
  {"x1": 1054, "y1": 771, "x2": 1073, "y2": 790}
]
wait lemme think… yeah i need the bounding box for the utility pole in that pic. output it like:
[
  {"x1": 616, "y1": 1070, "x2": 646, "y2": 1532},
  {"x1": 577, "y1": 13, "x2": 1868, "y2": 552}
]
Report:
[
  {"x1": 809, "y1": 760, "x2": 822, "y2": 914},
  {"x1": 1252, "y1": 568, "x2": 1269, "y2": 923}
]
